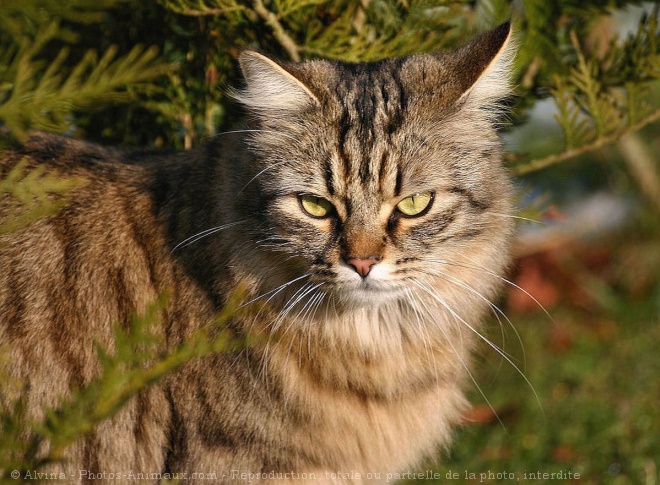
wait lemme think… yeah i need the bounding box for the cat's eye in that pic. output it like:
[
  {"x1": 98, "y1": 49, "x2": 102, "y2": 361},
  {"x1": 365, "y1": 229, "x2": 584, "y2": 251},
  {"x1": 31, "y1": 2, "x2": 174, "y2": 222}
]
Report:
[
  {"x1": 299, "y1": 194, "x2": 335, "y2": 218},
  {"x1": 395, "y1": 191, "x2": 434, "y2": 217}
]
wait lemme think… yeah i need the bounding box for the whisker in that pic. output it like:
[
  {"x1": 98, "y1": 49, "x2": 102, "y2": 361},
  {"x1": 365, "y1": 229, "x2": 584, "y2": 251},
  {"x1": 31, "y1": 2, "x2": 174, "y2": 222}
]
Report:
[
  {"x1": 424, "y1": 257, "x2": 553, "y2": 321},
  {"x1": 419, "y1": 256, "x2": 546, "y2": 379},
  {"x1": 408, "y1": 278, "x2": 507, "y2": 431},
  {"x1": 417, "y1": 265, "x2": 522, "y2": 366},
  {"x1": 288, "y1": 287, "x2": 325, "y2": 368},
  {"x1": 488, "y1": 212, "x2": 545, "y2": 224},
  {"x1": 238, "y1": 159, "x2": 292, "y2": 195},
  {"x1": 205, "y1": 128, "x2": 300, "y2": 144},
  {"x1": 275, "y1": 284, "x2": 325, "y2": 383},
  {"x1": 172, "y1": 220, "x2": 247, "y2": 252},
  {"x1": 241, "y1": 273, "x2": 311, "y2": 308},
  {"x1": 297, "y1": 287, "x2": 326, "y2": 327},
  {"x1": 405, "y1": 288, "x2": 441, "y2": 381},
  {"x1": 272, "y1": 282, "x2": 324, "y2": 333},
  {"x1": 463, "y1": 256, "x2": 554, "y2": 322},
  {"x1": 410, "y1": 278, "x2": 543, "y2": 412}
]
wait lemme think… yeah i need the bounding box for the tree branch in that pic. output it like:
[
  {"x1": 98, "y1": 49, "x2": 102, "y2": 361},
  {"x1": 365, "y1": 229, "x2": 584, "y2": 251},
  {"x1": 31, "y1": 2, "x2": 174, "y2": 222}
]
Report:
[
  {"x1": 618, "y1": 133, "x2": 660, "y2": 213},
  {"x1": 512, "y1": 108, "x2": 660, "y2": 176},
  {"x1": 252, "y1": 0, "x2": 301, "y2": 61}
]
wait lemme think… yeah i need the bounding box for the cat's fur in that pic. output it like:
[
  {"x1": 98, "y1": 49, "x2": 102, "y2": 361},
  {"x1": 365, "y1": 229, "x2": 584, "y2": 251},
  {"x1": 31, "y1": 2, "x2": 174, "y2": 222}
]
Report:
[{"x1": 0, "y1": 23, "x2": 514, "y2": 483}]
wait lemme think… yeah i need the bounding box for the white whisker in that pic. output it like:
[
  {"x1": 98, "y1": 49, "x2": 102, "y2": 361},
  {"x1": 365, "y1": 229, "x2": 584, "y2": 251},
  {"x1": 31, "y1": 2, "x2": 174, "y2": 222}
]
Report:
[
  {"x1": 408, "y1": 278, "x2": 507, "y2": 430},
  {"x1": 488, "y1": 212, "x2": 545, "y2": 224},
  {"x1": 297, "y1": 287, "x2": 326, "y2": 327},
  {"x1": 238, "y1": 159, "x2": 292, "y2": 195},
  {"x1": 458, "y1": 255, "x2": 554, "y2": 322},
  {"x1": 172, "y1": 220, "x2": 247, "y2": 252},
  {"x1": 405, "y1": 288, "x2": 440, "y2": 380},
  {"x1": 242, "y1": 273, "x2": 311, "y2": 308},
  {"x1": 272, "y1": 282, "x2": 324, "y2": 333},
  {"x1": 206, "y1": 128, "x2": 300, "y2": 144},
  {"x1": 410, "y1": 278, "x2": 542, "y2": 412},
  {"x1": 418, "y1": 265, "x2": 523, "y2": 366}
]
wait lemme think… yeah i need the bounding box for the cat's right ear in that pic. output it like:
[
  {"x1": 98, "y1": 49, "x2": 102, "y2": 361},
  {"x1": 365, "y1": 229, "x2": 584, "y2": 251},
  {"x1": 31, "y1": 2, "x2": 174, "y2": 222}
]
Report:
[{"x1": 234, "y1": 51, "x2": 320, "y2": 114}]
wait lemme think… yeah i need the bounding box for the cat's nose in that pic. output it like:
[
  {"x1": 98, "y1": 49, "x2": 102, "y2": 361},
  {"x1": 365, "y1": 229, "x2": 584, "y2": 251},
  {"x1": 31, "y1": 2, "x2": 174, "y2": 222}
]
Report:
[{"x1": 345, "y1": 257, "x2": 379, "y2": 278}]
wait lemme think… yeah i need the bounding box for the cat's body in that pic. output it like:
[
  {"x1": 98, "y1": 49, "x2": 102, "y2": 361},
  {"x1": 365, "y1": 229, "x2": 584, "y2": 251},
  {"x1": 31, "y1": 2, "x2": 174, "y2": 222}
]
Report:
[{"x1": 1, "y1": 24, "x2": 514, "y2": 483}]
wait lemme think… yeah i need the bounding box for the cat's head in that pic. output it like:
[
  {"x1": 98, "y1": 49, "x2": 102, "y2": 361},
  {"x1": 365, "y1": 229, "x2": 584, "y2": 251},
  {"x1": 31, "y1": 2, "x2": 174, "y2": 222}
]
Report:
[{"x1": 231, "y1": 23, "x2": 515, "y2": 314}]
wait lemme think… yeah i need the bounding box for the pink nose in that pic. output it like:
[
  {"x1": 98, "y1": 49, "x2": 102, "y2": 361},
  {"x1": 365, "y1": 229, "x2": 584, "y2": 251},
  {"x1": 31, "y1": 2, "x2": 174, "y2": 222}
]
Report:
[{"x1": 345, "y1": 257, "x2": 379, "y2": 278}]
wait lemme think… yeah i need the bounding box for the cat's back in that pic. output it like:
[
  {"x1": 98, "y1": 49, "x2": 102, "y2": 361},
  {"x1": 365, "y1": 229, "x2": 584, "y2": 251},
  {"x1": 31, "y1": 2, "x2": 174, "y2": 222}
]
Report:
[
  {"x1": 0, "y1": 133, "x2": 192, "y2": 479},
  {"x1": 0, "y1": 130, "x2": 173, "y2": 186},
  {"x1": 0, "y1": 132, "x2": 177, "y2": 381}
]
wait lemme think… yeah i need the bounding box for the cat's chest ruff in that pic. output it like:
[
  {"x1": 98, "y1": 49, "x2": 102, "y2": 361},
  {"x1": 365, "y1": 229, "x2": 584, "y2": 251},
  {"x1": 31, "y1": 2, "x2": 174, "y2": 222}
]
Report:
[
  {"x1": 294, "y1": 373, "x2": 467, "y2": 477},
  {"x1": 266, "y1": 307, "x2": 467, "y2": 474}
]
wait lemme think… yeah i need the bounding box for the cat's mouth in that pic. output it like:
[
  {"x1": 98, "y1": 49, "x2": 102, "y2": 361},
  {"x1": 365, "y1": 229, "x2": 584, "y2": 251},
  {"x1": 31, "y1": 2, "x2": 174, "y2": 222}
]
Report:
[
  {"x1": 333, "y1": 277, "x2": 407, "y2": 305},
  {"x1": 305, "y1": 261, "x2": 409, "y2": 305}
]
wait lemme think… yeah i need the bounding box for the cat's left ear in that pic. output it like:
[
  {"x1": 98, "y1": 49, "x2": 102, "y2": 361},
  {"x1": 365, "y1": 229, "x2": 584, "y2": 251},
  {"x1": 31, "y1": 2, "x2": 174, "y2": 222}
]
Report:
[
  {"x1": 453, "y1": 22, "x2": 515, "y2": 109},
  {"x1": 234, "y1": 51, "x2": 320, "y2": 114}
]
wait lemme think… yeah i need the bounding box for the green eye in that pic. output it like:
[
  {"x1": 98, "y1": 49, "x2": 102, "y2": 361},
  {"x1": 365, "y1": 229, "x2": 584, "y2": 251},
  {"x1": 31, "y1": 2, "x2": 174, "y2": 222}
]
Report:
[
  {"x1": 395, "y1": 191, "x2": 434, "y2": 217},
  {"x1": 299, "y1": 194, "x2": 335, "y2": 218}
]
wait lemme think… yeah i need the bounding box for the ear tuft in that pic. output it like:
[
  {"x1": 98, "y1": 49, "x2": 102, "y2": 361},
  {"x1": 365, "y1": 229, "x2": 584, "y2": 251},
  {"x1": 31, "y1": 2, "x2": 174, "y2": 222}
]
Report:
[
  {"x1": 233, "y1": 51, "x2": 319, "y2": 114},
  {"x1": 456, "y1": 22, "x2": 516, "y2": 111}
]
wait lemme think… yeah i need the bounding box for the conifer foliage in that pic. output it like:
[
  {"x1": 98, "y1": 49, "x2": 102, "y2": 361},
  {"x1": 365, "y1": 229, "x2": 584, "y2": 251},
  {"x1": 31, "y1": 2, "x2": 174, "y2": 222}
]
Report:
[
  {"x1": 1, "y1": 1, "x2": 658, "y2": 153},
  {"x1": 0, "y1": 1, "x2": 659, "y2": 481}
]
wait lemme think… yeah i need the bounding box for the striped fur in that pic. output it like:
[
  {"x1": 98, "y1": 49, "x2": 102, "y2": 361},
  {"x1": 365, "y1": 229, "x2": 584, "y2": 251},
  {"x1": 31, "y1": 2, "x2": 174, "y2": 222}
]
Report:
[{"x1": 1, "y1": 24, "x2": 514, "y2": 483}]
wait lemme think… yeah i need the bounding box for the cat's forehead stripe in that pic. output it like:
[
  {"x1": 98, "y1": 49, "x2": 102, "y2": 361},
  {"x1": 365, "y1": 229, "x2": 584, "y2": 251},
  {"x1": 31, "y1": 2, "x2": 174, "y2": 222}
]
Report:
[
  {"x1": 323, "y1": 157, "x2": 335, "y2": 196},
  {"x1": 329, "y1": 61, "x2": 409, "y2": 198}
]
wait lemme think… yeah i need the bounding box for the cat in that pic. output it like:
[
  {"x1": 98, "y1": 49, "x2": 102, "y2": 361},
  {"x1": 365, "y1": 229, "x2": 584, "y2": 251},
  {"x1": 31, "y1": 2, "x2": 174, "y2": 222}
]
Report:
[{"x1": 0, "y1": 22, "x2": 514, "y2": 483}]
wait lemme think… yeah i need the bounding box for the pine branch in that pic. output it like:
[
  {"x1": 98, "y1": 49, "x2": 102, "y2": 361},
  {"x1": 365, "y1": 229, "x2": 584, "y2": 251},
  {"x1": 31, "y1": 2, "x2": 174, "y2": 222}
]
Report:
[
  {"x1": 521, "y1": 7, "x2": 660, "y2": 177},
  {"x1": 512, "y1": 108, "x2": 660, "y2": 176},
  {"x1": 618, "y1": 133, "x2": 660, "y2": 213},
  {"x1": 0, "y1": 289, "x2": 250, "y2": 476},
  {"x1": 157, "y1": 0, "x2": 249, "y2": 17},
  {"x1": 568, "y1": 31, "x2": 622, "y2": 138},
  {"x1": 301, "y1": 0, "x2": 468, "y2": 62},
  {"x1": 550, "y1": 75, "x2": 595, "y2": 149},
  {"x1": 252, "y1": 0, "x2": 301, "y2": 61},
  {"x1": 0, "y1": 0, "x2": 127, "y2": 24},
  {"x1": 273, "y1": 0, "x2": 326, "y2": 18},
  {"x1": 0, "y1": 159, "x2": 85, "y2": 235},
  {"x1": 0, "y1": 30, "x2": 171, "y2": 139}
]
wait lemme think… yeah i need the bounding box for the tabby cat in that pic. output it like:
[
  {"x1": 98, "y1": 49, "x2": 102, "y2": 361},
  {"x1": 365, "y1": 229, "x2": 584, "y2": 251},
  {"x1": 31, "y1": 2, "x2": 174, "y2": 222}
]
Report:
[{"x1": 0, "y1": 23, "x2": 514, "y2": 483}]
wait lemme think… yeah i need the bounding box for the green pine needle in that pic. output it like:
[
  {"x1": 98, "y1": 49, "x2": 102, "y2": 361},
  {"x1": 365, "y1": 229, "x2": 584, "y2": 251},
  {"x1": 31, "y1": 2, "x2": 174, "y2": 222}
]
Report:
[{"x1": 0, "y1": 159, "x2": 85, "y2": 235}]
